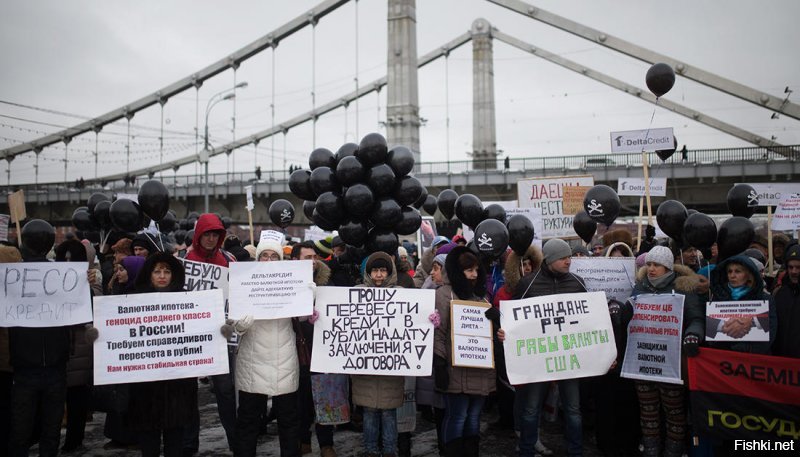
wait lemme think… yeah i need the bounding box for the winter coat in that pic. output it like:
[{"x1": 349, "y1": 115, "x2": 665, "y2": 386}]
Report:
[
  {"x1": 707, "y1": 255, "x2": 777, "y2": 354},
  {"x1": 513, "y1": 262, "x2": 588, "y2": 300},
  {"x1": 434, "y1": 246, "x2": 496, "y2": 396},
  {"x1": 128, "y1": 252, "x2": 199, "y2": 431},
  {"x1": 185, "y1": 214, "x2": 234, "y2": 267},
  {"x1": 0, "y1": 328, "x2": 10, "y2": 373},
  {"x1": 493, "y1": 245, "x2": 543, "y2": 308},
  {"x1": 413, "y1": 247, "x2": 436, "y2": 288},
  {"x1": 351, "y1": 252, "x2": 406, "y2": 410},
  {"x1": 772, "y1": 277, "x2": 800, "y2": 358},
  {"x1": 628, "y1": 264, "x2": 705, "y2": 340}
]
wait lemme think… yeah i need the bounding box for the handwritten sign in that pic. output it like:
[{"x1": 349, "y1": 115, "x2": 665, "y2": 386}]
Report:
[
  {"x1": 180, "y1": 259, "x2": 228, "y2": 299},
  {"x1": 772, "y1": 193, "x2": 800, "y2": 230},
  {"x1": 500, "y1": 291, "x2": 616, "y2": 384},
  {"x1": 228, "y1": 260, "x2": 313, "y2": 319},
  {"x1": 450, "y1": 300, "x2": 494, "y2": 369},
  {"x1": 705, "y1": 300, "x2": 769, "y2": 342},
  {"x1": 1, "y1": 262, "x2": 92, "y2": 327},
  {"x1": 621, "y1": 294, "x2": 684, "y2": 384},
  {"x1": 92, "y1": 289, "x2": 229, "y2": 385},
  {"x1": 570, "y1": 257, "x2": 636, "y2": 303},
  {"x1": 562, "y1": 186, "x2": 591, "y2": 215},
  {"x1": 517, "y1": 175, "x2": 595, "y2": 238},
  {"x1": 311, "y1": 287, "x2": 435, "y2": 376}
]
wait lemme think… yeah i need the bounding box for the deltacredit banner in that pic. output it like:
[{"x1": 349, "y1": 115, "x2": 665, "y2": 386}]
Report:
[{"x1": 610, "y1": 127, "x2": 674, "y2": 153}]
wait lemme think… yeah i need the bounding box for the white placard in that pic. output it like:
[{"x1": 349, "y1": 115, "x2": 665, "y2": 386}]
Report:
[
  {"x1": 0, "y1": 214, "x2": 8, "y2": 242},
  {"x1": 772, "y1": 193, "x2": 800, "y2": 230},
  {"x1": 1, "y1": 262, "x2": 93, "y2": 327},
  {"x1": 245, "y1": 185, "x2": 255, "y2": 211},
  {"x1": 610, "y1": 127, "x2": 674, "y2": 153},
  {"x1": 500, "y1": 291, "x2": 617, "y2": 384},
  {"x1": 311, "y1": 287, "x2": 435, "y2": 376},
  {"x1": 569, "y1": 257, "x2": 636, "y2": 304},
  {"x1": 259, "y1": 229, "x2": 285, "y2": 245},
  {"x1": 228, "y1": 260, "x2": 313, "y2": 320},
  {"x1": 621, "y1": 293, "x2": 684, "y2": 384},
  {"x1": 180, "y1": 259, "x2": 229, "y2": 300},
  {"x1": 451, "y1": 301, "x2": 494, "y2": 369},
  {"x1": 617, "y1": 177, "x2": 668, "y2": 197},
  {"x1": 517, "y1": 175, "x2": 595, "y2": 239},
  {"x1": 92, "y1": 289, "x2": 229, "y2": 385},
  {"x1": 304, "y1": 227, "x2": 331, "y2": 242},
  {"x1": 705, "y1": 300, "x2": 769, "y2": 342},
  {"x1": 737, "y1": 183, "x2": 800, "y2": 206}
]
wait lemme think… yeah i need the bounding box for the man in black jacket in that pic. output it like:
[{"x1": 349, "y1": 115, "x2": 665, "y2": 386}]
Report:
[
  {"x1": 773, "y1": 244, "x2": 800, "y2": 358},
  {"x1": 513, "y1": 239, "x2": 588, "y2": 457}
]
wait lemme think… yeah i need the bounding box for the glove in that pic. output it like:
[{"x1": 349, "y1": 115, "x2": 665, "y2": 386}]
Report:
[
  {"x1": 233, "y1": 315, "x2": 255, "y2": 334},
  {"x1": 433, "y1": 355, "x2": 449, "y2": 391},
  {"x1": 309, "y1": 308, "x2": 320, "y2": 324},
  {"x1": 220, "y1": 323, "x2": 235, "y2": 339},
  {"x1": 683, "y1": 334, "x2": 699, "y2": 357},
  {"x1": 428, "y1": 309, "x2": 441, "y2": 328},
  {"x1": 607, "y1": 299, "x2": 622, "y2": 316},
  {"x1": 85, "y1": 324, "x2": 99, "y2": 344},
  {"x1": 484, "y1": 307, "x2": 501, "y2": 327}
]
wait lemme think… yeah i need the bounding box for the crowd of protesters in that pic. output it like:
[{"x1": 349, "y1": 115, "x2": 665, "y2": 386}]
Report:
[{"x1": 1, "y1": 215, "x2": 798, "y2": 457}]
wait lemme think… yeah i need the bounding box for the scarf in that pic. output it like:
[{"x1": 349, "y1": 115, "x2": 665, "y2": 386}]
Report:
[
  {"x1": 727, "y1": 284, "x2": 751, "y2": 300},
  {"x1": 649, "y1": 271, "x2": 674, "y2": 290}
]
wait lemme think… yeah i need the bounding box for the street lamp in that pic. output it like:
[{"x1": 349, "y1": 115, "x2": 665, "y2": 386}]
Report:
[{"x1": 201, "y1": 82, "x2": 248, "y2": 213}]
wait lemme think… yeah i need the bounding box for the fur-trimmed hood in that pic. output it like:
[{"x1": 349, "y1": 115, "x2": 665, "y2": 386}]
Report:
[
  {"x1": 503, "y1": 245, "x2": 544, "y2": 291},
  {"x1": 313, "y1": 259, "x2": 331, "y2": 286},
  {"x1": 635, "y1": 263, "x2": 699, "y2": 294},
  {"x1": 362, "y1": 251, "x2": 398, "y2": 288}
]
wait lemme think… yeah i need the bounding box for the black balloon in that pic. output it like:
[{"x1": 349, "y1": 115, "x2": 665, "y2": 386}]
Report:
[
  {"x1": 507, "y1": 215, "x2": 535, "y2": 256},
  {"x1": 335, "y1": 143, "x2": 359, "y2": 164},
  {"x1": 727, "y1": 184, "x2": 759, "y2": 219},
  {"x1": 109, "y1": 199, "x2": 143, "y2": 233},
  {"x1": 137, "y1": 180, "x2": 170, "y2": 222},
  {"x1": 583, "y1": 185, "x2": 620, "y2": 226},
  {"x1": 656, "y1": 200, "x2": 688, "y2": 242},
  {"x1": 288, "y1": 170, "x2": 316, "y2": 201},
  {"x1": 366, "y1": 227, "x2": 399, "y2": 255},
  {"x1": 309, "y1": 148, "x2": 336, "y2": 170},
  {"x1": 369, "y1": 197, "x2": 403, "y2": 228},
  {"x1": 302, "y1": 201, "x2": 316, "y2": 220},
  {"x1": 437, "y1": 189, "x2": 458, "y2": 220},
  {"x1": 335, "y1": 156, "x2": 365, "y2": 186},
  {"x1": 269, "y1": 199, "x2": 295, "y2": 228},
  {"x1": 394, "y1": 176, "x2": 424, "y2": 206},
  {"x1": 87, "y1": 193, "x2": 110, "y2": 214},
  {"x1": 315, "y1": 192, "x2": 344, "y2": 224},
  {"x1": 344, "y1": 184, "x2": 375, "y2": 218},
  {"x1": 339, "y1": 218, "x2": 368, "y2": 247},
  {"x1": 412, "y1": 185, "x2": 428, "y2": 210},
  {"x1": 655, "y1": 137, "x2": 678, "y2": 162},
  {"x1": 682, "y1": 213, "x2": 717, "y2": 251},
  {"x1": 72, "y1": 210, "x2": 94, "y2": 232},
  {"x1": 455, "y1": 194, "x2": 484, "y2": 229},
  {"x1": 366, "y1": 164, "x2": 396, "y2": 196},
  {"x1": 483, "y1": 204, "x2": 506, "y2": 223},
  {"x1": 310, "y1": 166, "x2": 339, "y2": 197},
  {"x1": 312, "y1": 209, "x2": 339, "y2": 231},
  {"x1": 357, "y1": 133, "x2": 388, "y2": 167},
  {"x1": 646, "y1": 62, "x2": 676, "y2": 98},
  {"x1": 396, "y1": 206, "x2": 422, "y2": 236},
  {"x1": 387, "y1": 146, "x2": 415, "y2": 177},
  {"x1": 92, "y1": 200, "x2": 112, "y2": 230},
  {"x1": 423, "y1": 195, "x2": 438, "y2": 216},
  {"x1": 73, "y1": 206, "x2": 88, "y2": 215},
  {"x1": 473, "y1": 219, "x2": 509, "y2": 259},
  {"x1": 572, "y1": 210, "x2": 597, "y2": 244},
  {"x1": 21, "y1": 219, "x2": 55, "y2": 256},
  {"x1": 159, "y1": 211, "x2": 177, "y2": 233},
  {"x1": 717, "y1": 216, "x2": 755, "y2": 261}
]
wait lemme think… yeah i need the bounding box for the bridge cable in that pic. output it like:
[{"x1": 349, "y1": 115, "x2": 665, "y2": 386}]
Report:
[
  {"x1": 354, "y1": 0, "x2": 360, "y2": 140},
  {"x1": 271, "y1": 46, "x2": 276, "y2": 172},
  {"x1": 445, "y1": 52, "x2": 451, "y2": 163}
]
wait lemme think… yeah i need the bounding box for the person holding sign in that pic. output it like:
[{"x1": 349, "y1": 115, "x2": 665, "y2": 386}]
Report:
[
  {"x1": 230, "y1": 240, "x2": 302, "y2": 457},
  {"x1": 625, "y1": 246, "x2": 704, "y2": 457},
  {"x1": 433, "y1": 246, "x2": 496, "y2": 457}
]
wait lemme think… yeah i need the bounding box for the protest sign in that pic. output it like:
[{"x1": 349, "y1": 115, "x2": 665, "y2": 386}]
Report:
[
  {"x1": 569, "y1": 257, "x2": 636, "y2": 303},
  {"x1": 705, "y1": 300, "x2": 769, "y2": 342},
  {"x1": 517, "y1": 175, "x2": 595, "y2": 238},
  {"x1": 772, "y1": 193, "x2": 800, "y2": 230},
  {"x1": 259, "y1": 229, "x2": 285, "y2": 245},
  {"x1": 245, "y1": 185, "x2": 255, "y2": 210},
  {"x1": 0, "y1": 262, "x2": 92, "y2": 327},
  {"x1": 311, "y1": 286, "x2": 435, "y2": 376},
  {"x1": 397, "y1": 377, "x2": 417, "y2": 433},
  {"x1": 737, "y1": 182, "x2": 800, "y2": 206},
  {"x1": 93, "y1": 289, "x2": 229, "y2": 385},
  {"x1": 0, "y1": 214, "x2": 8, "y2": 241},
  {"x1": 304, "y1": 227, "x2": 331, "y2": 242},
  {"x1": 228, "y1": 260, "x2": 313, "y2": 320},
  {"x1": 617, "y1": 177, "x2": 668, "y2": 197},
  {"x1": 562, "y1": 186, "x2": 590, "y2": 215},
  {"x1": 621, "y1": 293, "x2": 684, "y2": 384},
  {"x1": 451, "y1": 300, "x2": 494, "y2": 369},
  {"x1": 688, "y1": 348, "x2": 800, "y2": 441},
  {"x1": 500, "y1": 291, "x2": 616, "y2": 384},
  {"x1": 180, "y1": 259, "x2": 229, "y2": 299},
  {"x1": 7, "y1": 190, "x2": 26, "y2": 223}
]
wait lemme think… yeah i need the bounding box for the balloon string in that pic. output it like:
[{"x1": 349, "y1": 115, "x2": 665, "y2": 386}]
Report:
[{"x1": 156, "y1": 222, "x2": 165, "y2": 252}]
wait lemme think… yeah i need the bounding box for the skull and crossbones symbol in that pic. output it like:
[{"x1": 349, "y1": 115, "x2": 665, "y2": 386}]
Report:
[
  {"x1": 747, "y1": 190, "x2": 759, "y2": 207},
  {"x1": 586, "y1": 199, "x2": 604, "y2": 216},
  {"x1": 477, "y1": 232, "x2": 493, "y2": 250},
  {"x1": 280, "y1": 208, "x2": 293, "y2": 222}
]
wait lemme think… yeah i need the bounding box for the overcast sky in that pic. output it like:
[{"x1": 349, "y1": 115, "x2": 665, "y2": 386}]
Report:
[{"x1": 1, "y1": 0, "x2": 798, "y2": 184}]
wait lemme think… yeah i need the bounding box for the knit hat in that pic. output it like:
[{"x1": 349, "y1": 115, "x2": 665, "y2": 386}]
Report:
[
  {"x1": 743, "y1": 248, "x2": 766, "y2": 265},
  {"x1": 243, "y1": 244, "x2": 257, "y2": 260},
  {"x1": 366, "y1": 256, "x2": 393, "y2": 275},
  {"x1": 571, "y1": 245, "x2": 590, "y2": 256},
  {"x1": 397, "y1": 246, "x2": 408, "y2": 258},
  {"x1": 256, "y1": 241, "x2": 284, "y2": 260},
  {"x1": 636, "y1": 252, "x2": 647, "y2": 269},
  {"x1": 131, "y1": 233, "x2": 155, "y2": 253},
  {"x1": 331, "y1": 236, "x2": 345, "y2": 248},
  {"x1": 314, "y1": 237, "x2": 333, "y2": 257},
  {"x1": 433, "y1": 253, "x2": 447, "y2": 267},
  {"x1": 436, "y1": 242, "x2": 457, "y2": 256},
  {"x1": 645, "y1": 245, "x2": 674, "y2": 271},
  {"x1": 432, "y1": 236, "x2": 450, "y2": 247},
  {"x1": 785, "y1": 244, "x2": 800, "y2": 263},
  {"x1": 542, "y1": 239, "x2": 572, "y2": 265}
]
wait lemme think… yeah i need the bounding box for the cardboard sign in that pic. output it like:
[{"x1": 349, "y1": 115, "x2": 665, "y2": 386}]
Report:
[
  {"x1": 617, "y1": 177, "x2": 668, "y2": 197},
  {"x1": 610, "y1": 127, "x2": 674, "y2": 153},
  {"x1": 562, "y1": 186, "x2": 590, "y2": 215},
  {"x1": 569, "y1": 257, "x2": 636, "y2": 304},
  {"x1": 228, "y1": 260, "x2": 313, "y2": 320},
  {"x1": 0, "y1": 214, "x2": 8, "y2": 242},
  {"x1": 500, "y1": 291, "x2": 617, "y2": 384},
  {"x1": 179, "y1": 259, "x2": 229, "y2": 300},
  {"x1": 259, "y1": 230, "x2": 285, "y2": 245},
  {"x1": 705, "y1": 300, "x2": 769, "y2": 342},
  {"x1": 621, "y1": 294, "x2": 685, "y2": 385},
  {"x1": 772, "y1": 193, "x2": 800, "y2": 230},
  {"x1": 0, "y1": 262, "x2": 93, "y2": 327},
  {"x1": 737, "y1": 183, "x2": 800, "y2": 206},
  {"x1": 7, "y1": 190, "x2": 26, "y2": 223},
  {"x1": 517, "y1": 175, "x2": 595, "y2": 238},
  {"x1": 92, "y1": 289, "x2": 229, "y2": 385},
  {"x1": 311, "y1": 287, "x2": 435, "y2": 376},
  {"x1": 450, "y1": 300, "x2": 494, "y2": 369}
]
